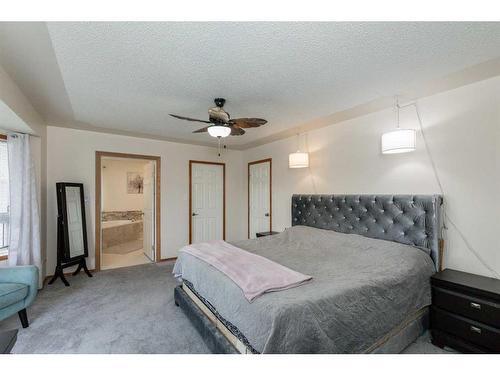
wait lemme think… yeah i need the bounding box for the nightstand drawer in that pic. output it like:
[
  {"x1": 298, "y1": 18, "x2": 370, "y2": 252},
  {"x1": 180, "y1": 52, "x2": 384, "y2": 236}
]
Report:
[
  {"x1": 432, "y1": 287, "x2": 500, "y2": 328},
  {"x1": 431, "y1": 306, "x2": 500, "y2": 352}
]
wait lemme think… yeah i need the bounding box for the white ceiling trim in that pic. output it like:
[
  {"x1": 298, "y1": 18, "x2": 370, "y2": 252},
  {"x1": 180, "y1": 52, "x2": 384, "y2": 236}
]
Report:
[
  {"x1": 48, "y1": 119, "x2": 221, "y2": 149},
  {"x1": 2, "y1": 22, "x2": 499, "y2": 148},
  {"x1": 43, "y1": 22, "x2": 500, "y2": 147},
  {"x1": 47, "y1": 56, "x2": 500, "y2": 150},
  {"x1": 239, "y1": 57, "x2": 500, "y2": 150}
]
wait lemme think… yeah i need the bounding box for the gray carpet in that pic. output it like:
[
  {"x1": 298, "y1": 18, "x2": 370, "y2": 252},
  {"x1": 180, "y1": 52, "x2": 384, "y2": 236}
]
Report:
[
  {"x1": 0, "y1": 262, "x2": 210, "y2": 353},
  {"x1": 0, "y1": 263, "x2": 451, "y2": 354}
]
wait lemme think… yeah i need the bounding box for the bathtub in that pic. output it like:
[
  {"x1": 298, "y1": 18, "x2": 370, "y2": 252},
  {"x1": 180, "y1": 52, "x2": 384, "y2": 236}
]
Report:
[
  {"x1": 102, "y1": 219, "x2": 143, "y2": 251},
  {"x1": 102, "y1": 219, "x2": 138, "y2": 229}
]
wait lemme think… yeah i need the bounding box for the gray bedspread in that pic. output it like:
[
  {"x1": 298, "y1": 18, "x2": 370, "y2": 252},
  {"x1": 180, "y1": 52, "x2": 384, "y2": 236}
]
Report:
[{"x1": 173, "y1": 225, "x2": 435, "y2": 353}]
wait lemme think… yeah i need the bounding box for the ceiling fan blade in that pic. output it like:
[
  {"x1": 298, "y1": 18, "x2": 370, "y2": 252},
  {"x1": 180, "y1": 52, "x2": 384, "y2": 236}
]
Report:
[
  {"x1": 230, "y1": 126, "x2": 245, "y2": 136},
  {"x1": 229, "y1": 118, "x2": 267, "y2": 128},
  {"x1": 193, "y1": 126, "x2": 210, "y2": 133},
  {"x1": 170, "y1": 114, "x2": 211, "y2": 124}
]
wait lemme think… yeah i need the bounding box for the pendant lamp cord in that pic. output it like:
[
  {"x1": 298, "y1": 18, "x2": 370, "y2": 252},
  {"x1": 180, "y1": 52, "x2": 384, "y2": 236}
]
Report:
[
  {"x1": 396, "y1": 96, "x2": 400, "y2": 129},
  {"x1": 413, "y1": 101, "x2": 499, "y2": 278}
]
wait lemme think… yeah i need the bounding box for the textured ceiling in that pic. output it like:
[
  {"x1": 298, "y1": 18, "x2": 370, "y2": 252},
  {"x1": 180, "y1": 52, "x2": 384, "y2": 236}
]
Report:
[{"x1": 1, "y1": 22, "x2": 500, "y2": 147}]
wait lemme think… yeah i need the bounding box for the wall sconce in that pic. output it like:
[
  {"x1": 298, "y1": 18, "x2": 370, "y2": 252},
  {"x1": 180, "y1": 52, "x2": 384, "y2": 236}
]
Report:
[
  {"x1": 289, "y1": 134, "x2": 309, "y2": 168},
  {"x1": 381, "y1": 129, "x2": 416, "y2": 154},
  {"x1": 289, "y1": 151, "x2": 309, "y2": 168},
  {"x1": 381, "y1": 98, "x2": 417, "y2": 154}
]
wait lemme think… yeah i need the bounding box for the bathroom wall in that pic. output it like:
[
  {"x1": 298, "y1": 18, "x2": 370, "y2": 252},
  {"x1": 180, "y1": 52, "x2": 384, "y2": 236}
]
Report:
[{"x1": 101, "y1": 158, "x2": 150, "y2": 212}]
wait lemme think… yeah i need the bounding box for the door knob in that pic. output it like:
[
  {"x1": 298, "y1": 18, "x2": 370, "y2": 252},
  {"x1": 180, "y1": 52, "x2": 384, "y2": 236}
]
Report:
[
  {"x1": 192, "y1": 213, "x2": 198, "y2": 216},
  {"x1": 264, "y1": 213, "x2": 270, "y2": 217}
]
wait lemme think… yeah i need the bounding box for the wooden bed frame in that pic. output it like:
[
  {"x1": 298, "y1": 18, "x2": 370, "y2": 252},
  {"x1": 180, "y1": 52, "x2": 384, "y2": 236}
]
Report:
[
  {"x1": 175, "y1": 281, "x2": 430, "y2": 354},
  {"x1": 181, "y1": 282, "x2": 251, "y2": 353}
]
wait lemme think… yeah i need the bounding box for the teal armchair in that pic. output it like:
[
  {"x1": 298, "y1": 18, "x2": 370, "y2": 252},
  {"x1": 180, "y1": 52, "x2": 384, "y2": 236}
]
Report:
[{"x1": 0, "y1": 265, "x2": 38, "y2": 328}]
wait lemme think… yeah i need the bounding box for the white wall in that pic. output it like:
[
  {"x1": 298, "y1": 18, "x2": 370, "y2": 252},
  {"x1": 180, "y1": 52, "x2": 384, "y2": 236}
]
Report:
[
  {"x1": 242, "y1": 76, "x2": 500, "y2": 279},
  {"x1": 101, "y1": 158, "x2": 150, "y2": 212},
  {"x1": 46, "y1": 126, "x2": 245, "y2": 273}
]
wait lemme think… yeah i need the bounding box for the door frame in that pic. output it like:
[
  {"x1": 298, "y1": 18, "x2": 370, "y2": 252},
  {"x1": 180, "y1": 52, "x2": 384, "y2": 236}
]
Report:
[
  {"x1": 0, "y1": 134, "x2": 7, "y2": 261},
  {"x1": 247, "y1": 158, "x2": 272, "y2": 238},
  {"x1": 95, "y1": 151, "x2": 162, "y2": 271},
  {"x1": 189, "y1": 160, "x2": 226, "y2": 244}
]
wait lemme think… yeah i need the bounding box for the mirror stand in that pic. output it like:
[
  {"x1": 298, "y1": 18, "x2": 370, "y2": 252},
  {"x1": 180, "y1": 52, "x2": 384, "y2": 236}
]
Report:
[
  {"x1": 48, "y1": 183, "x2": 93, "y2": 287},
  {"x1": 48, "y1": 229, "x2": 92, "y2": 287},
  {"x1": 49, "y1": 258, "x2": 92, "y2": 287}
]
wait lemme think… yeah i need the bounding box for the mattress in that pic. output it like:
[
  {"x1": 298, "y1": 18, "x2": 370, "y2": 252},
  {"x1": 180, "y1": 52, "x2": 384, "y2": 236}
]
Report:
[{"x1": 173, "y1": 225, "x2": 435, "y2": 353}]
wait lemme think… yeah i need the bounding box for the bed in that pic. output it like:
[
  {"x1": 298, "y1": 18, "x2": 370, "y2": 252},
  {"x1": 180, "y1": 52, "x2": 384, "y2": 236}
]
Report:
[{"x1": 174, "y1": 194, "x2": 442, "y2": 353}]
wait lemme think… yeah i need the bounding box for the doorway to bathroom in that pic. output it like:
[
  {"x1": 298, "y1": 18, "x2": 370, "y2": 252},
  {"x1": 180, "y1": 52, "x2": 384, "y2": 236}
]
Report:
[{"x1": 95, "y1": 152, "x2": 161, "y2": 271}]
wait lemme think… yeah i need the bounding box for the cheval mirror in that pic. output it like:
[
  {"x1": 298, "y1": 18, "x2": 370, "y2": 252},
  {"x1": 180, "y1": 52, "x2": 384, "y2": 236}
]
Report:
[{"x1": 48, "y1": 182, "x2": 92, "y2": 286}]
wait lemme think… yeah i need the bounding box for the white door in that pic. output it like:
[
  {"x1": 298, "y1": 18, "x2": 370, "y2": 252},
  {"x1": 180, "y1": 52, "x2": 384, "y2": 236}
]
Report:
[
  {"x1": 191, "y1": 162, "x2": 224, "y2": 244},
  {"x1": 65, "y1": 186, "x2": 85, "y2": 257},
  {"x1": 143, "y1": 161, "x2": 156, "y2": 261},
  {"x1": 249, "y1": 160, "x2": 271, "y2": 239}
]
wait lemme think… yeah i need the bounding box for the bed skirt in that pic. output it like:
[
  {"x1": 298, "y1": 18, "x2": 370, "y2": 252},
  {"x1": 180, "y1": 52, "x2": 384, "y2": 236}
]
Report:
[{"x1": 174, "y1": 284, "x2": 428, "y2": 354}]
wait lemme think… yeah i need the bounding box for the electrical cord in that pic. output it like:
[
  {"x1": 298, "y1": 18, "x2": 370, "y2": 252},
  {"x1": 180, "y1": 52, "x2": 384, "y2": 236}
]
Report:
[{"x1": 413, "y1": 102, "x2": 499, "y2": 279}]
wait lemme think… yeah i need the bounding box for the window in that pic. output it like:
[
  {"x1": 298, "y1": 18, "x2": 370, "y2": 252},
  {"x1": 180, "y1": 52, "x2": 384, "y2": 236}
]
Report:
[{"x1": 0, "y1": 134, "x2": 8, "y2": 260}]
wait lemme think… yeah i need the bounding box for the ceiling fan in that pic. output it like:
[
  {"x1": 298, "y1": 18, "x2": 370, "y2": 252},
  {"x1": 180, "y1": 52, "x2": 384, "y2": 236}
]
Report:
[{"x1": 169, "y1": 98, "x2": 267, "y2": 138}]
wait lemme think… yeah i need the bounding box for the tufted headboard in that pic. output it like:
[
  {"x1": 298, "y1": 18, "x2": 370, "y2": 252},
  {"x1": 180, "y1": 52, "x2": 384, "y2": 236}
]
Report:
[{"x1": 291, "y1": 194, "x2": 443, "y2": 270}]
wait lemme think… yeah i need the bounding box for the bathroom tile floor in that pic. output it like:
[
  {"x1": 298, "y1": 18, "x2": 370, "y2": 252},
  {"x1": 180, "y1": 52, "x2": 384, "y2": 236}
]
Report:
[
  {"x1": 102, "y1": 248, "x2": 151, "y2": 270},
  {"x1": 103, "y1": 239, "x2": 143, "y2": 254}
]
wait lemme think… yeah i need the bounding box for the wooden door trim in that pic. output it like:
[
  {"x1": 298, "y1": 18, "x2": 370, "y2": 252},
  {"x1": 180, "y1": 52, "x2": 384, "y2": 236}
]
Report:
[
  {"x1": 189, "y1": 160, "x2": 226, "y2": 244},
  {"x1": 95, "y1": 151, "x2": 162, "y2": 271},
  {"x1": 247, "y1": 158, "x2": 272, "y2": 239}
]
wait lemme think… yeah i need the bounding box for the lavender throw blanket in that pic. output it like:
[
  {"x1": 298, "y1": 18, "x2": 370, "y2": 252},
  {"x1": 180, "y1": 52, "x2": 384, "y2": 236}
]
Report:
[{"x1": 173, "y1": 240, "x2": 312, "y2": 302}]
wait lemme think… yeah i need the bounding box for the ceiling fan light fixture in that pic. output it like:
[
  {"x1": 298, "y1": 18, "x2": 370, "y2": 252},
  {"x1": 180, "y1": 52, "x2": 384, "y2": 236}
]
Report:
[
  {"x1": 170, "y1": 98, "x2": 267, "y2": 138},
  {"x1": 207, "y1": 125, "x2": 231, "y2": 138}
]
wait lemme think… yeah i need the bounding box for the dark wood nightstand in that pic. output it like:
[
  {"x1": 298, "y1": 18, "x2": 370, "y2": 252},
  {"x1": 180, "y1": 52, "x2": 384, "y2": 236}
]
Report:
[
  {"x1": 256, "y1": 231, "x2": 279, "y2": 238},
  {"x1": 430, "y1": 269, "x2": 500, "y2": 353}
]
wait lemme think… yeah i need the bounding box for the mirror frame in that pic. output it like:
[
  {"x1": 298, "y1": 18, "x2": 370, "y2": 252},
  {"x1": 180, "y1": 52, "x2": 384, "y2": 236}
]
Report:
[{"x1": 56, "y1": 182, "x2": 89, "y2": 262}]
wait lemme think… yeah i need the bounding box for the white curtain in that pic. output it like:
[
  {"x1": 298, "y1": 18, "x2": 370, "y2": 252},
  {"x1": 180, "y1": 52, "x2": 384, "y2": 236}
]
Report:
[{"x1": 7, "y1": 133, "x2": 41, "y2": 278}]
